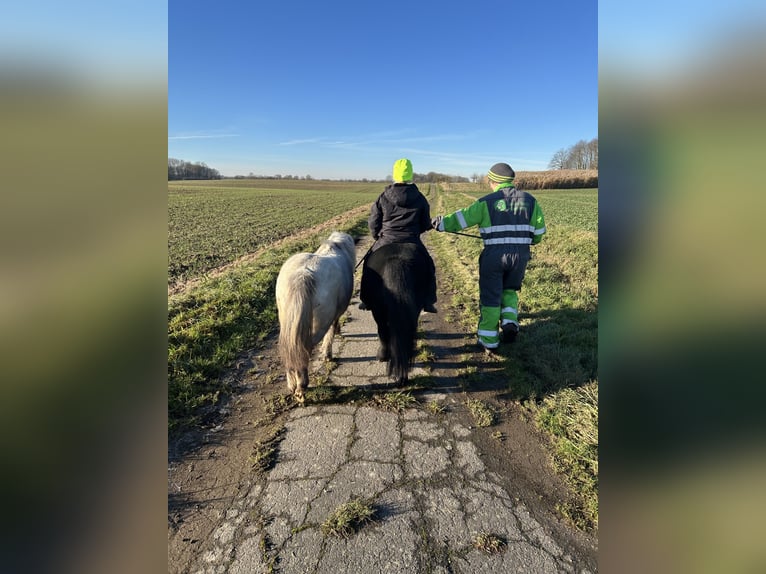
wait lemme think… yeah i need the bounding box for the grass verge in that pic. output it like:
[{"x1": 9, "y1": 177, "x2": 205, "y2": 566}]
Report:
[
  {"x1": 530, "y1": 381, "x2": 598, "y2": 530},
  {"x1": 426, "y1": 183, "x2": 598, "y2": 532}
]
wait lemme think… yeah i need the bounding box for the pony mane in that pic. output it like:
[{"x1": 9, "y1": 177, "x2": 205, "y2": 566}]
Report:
[{"x1": 316, "y1": 231, "x2": 356, "y2": 270}]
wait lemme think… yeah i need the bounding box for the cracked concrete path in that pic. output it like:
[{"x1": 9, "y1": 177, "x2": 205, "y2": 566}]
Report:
[{"x1": 186, "y1": 236, "x2": 596, "y2": 574}]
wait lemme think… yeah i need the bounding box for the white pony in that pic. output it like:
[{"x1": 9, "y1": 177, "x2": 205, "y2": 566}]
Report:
[{"x1": 275, "y1": 231, "x2": 356, "y2": 403}]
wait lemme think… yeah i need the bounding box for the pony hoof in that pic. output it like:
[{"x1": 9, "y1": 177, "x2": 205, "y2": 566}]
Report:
[{"x1": 294, "y1": 392, "x2": 305, "y2": 406}]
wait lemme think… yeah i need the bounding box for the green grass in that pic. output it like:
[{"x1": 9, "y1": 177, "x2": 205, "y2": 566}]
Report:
[
  {"x1": 425, "y1": 401, "x2": 447, "y2": 415},
  {"x1": 427, "y1": 183, "x2": 598, "y2": 531},
  {"x1": 533, "y1": 188, "x2": 598, "y2": 232},
  {"x1": 321, "y1": 499, "x2": 377, "y2": 538},
  {"x1": 465, "y1": 398, "x2": 496, "y2": 427},
  {"x1": 373, "y1": 391, "x2": 418, "y2": 412}
]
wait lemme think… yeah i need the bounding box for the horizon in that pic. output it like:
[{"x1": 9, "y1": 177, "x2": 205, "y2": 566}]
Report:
[{"x1": 167, "y1": 159, "x2": 598, "y2": 182}]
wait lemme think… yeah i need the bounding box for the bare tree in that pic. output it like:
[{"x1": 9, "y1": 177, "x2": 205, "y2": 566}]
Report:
[
  {"x1": 548, "y1": 138, "x2": 598, "y2": 170},
  {"x1": 586, "y1": 138, "x2": 598, "y2": 169},
  {"x1": 548, "y1": 149, "x2": 568, "y2": 170}
]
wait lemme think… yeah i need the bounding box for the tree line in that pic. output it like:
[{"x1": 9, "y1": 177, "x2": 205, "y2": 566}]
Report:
[
  {"x1": 234, "y1": 171, "x2": 469, "y2": 183},
  {"x1": 387, "y1": 172, "x2": 470, "y2": 184},
  {"x1": 168, "y1": 158, "x2": 222, "y2": 180},
  {"x1": 548, "y1": 138, "x2": 598, "y2": 170}
]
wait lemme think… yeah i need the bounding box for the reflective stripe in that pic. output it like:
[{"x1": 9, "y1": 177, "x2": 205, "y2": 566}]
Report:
[
  {"x1": 479, "y1": 224, "x2": 536, "y2": 234},
  {"x1": 478, "y1": 222, "x2": 536, "y2": 245},
  {"x1": 534, "y1": 226, "x2": 546, "y2": 235},
  {"x1": 456, "y1": 210, "x2": 468, "y2": 229},
  {"x1": 477, "y1": 328, "x2": 499, "y2": 337},
  {"x1": 484, "y1": 237, "x2": 532, "y2": 245},
  {"x1": 478, "y1": 339, "x2": 499, "y2": 349},
  {"x1": 501, "y1": 306, "x2": 517, "y2": 315},
  {"x1": 501, "y1": 319, "x2": 519, "y2": 327}
]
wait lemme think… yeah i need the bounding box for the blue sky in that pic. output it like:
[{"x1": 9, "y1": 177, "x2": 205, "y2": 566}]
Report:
[{"x1": 169, "y1": 0, "x2": 598, "y2": 180}]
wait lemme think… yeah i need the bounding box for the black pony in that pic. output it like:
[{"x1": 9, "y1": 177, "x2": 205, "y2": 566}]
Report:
[{"x1": 360, "y1": 242, "x2": 431, "y2": 385}]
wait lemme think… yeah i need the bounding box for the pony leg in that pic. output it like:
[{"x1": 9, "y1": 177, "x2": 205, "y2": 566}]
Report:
[
  {"x1": 376, "y1": 342, "x2": 390, "y2": 362},
  {"x1": 286, "y1": 369, "x2": 299, "y2": 394},
  {"x1": 319, "y1": 319, "x2": 339, "y2": 360},
  {"x1": 370, "y1": 307, "x2": 390, "y2": 362},
  {"x1": 286, "y1": 367, "x2": 309, "y2": 405},
  {"x1": 293, "y1": 368, "x2": 309, "y2": 405}
]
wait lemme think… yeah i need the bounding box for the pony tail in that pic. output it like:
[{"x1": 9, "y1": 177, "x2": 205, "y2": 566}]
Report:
[
  {"x1": 279, "y1": 272, "x2": 315, "y2": 372},
  {"x1": 384, "y1": 263, "x2": 418, "y2": 382}
]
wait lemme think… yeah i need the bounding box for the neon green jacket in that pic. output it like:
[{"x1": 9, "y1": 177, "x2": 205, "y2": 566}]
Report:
[{"x1": 437, "y1": 183, "x2": 546, "y2": 247}]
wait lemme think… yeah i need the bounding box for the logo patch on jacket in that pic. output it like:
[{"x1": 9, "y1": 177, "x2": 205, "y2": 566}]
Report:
[{"x1": 494, "y1": 199, "x2": 507, "y2": 212}]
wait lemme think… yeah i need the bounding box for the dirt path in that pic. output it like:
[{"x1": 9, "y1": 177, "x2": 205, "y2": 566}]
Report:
[{"x1": 167, "y1": 234, "x2": 597, "y2": 573}]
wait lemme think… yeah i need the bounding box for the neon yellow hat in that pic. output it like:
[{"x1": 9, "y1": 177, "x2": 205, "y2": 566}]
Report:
[{"x1": 392, "y1": 158, "x2": 413, "y2": 182}]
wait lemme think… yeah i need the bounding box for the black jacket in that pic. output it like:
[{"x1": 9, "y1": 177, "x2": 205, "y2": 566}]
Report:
[{"x1": 368, "y1": 183, "x2": 432, "y2": 248}]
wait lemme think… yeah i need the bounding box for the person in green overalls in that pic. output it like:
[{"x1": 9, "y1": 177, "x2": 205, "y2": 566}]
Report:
[{"x1": 432, "y1": 162, "x2": 546, "y2": 352}]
